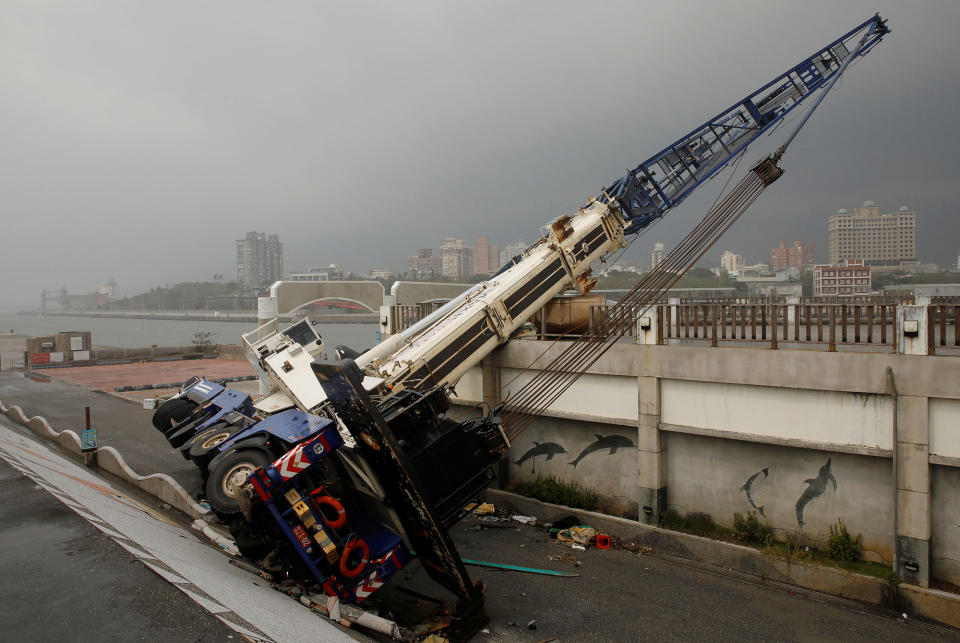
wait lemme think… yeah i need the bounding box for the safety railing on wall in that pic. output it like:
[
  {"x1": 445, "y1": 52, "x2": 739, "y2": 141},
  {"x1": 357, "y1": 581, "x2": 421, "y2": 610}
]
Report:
[
  {"x1": 654, "y1": 303, "x2": 905, "y2": 351},
  {"x1": 928, "y1": 304, "x2": 960, "y2": 355}
]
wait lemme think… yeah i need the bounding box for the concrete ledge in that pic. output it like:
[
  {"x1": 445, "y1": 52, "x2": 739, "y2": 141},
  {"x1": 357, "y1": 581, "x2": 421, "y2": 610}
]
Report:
[
  {"x1": 660, "y1": 422, "x2": 893, "y2": 458},
  {"x1": 0, "y1": 398, "x2": 208, "y2": 519},
  {"x1": 95, "y1": 447, "x2": 208, "y2": 518},
  {"x1": 898, "y1": 584, "x2": 960, "y2": 628}
]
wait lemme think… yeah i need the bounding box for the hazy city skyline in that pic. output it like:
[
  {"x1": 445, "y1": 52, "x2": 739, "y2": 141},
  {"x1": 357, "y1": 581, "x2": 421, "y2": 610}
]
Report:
[{"x1": 2, "y1": 2, "x2": 958, "y2": 305}]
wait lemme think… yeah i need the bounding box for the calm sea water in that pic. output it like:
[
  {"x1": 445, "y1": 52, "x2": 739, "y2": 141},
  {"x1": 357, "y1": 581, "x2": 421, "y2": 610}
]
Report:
[{"x1": 0, "y1": 309, "x2": 378, "y2": 351}]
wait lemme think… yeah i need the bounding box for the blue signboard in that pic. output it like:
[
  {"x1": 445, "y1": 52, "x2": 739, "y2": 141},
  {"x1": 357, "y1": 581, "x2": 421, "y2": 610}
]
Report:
[{"x1": 81, "y1": 428, "x2": 98, "y2": 452}]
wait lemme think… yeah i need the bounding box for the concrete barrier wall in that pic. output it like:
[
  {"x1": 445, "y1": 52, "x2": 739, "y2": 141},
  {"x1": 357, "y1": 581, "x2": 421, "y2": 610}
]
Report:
[
  {"x1": 473, "y1": 339, "x2": 960, "y2": 588},
  {"x1": 662, "y1": 380, "x2": 893, "y2": 453},
  {"x1": 666, "y1": 432, "x2": 894, "y2": 561}
]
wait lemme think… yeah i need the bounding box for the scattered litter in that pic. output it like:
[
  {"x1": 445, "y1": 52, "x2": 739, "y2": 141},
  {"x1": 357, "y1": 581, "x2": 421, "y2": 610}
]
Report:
[
  {"x1": 158, "y1": 502, "x2": 172, "y2": 511},
  {"x1": 507, "y1": 620, "x2": 517, "y2": 627},
  {"x1": 474, "y1": 503, "x2": 495, "y2": 515},
  {"x1": 556, "y1": 526, "x2": 597, "y2": 547},
  {"x1": 547, "y1": 553, "x2": 582, "y2": 567},
  {"x1": 512, "y1": 514, "x2": 537, "y2": 525},
  {"x1": 527, "y1": 620, "x2": 537, "y2": 630},
  {"x1": 596, "y1": 533, "x2": 611, "y2": 549},
  {"x1": 571, "y1": 544, "x2": 586, "y2": 552},
  {"x1": 481, "y1": 628, "x2": 490, "y2": 634}
]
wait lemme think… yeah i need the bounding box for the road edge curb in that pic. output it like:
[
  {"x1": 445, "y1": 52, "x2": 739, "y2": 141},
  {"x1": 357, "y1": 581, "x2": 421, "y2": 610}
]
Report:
[{"x1": 0, "y1": 398, "x2": 209, "y2": 519}]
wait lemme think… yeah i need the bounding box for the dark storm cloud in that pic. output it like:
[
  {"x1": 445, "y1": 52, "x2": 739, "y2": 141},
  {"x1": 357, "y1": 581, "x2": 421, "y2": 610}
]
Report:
[{"x1": 1, "y1": 1, "x2": 957, "y2": 304}]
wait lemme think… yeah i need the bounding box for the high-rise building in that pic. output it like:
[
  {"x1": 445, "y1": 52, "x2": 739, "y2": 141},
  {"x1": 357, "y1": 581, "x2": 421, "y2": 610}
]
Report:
[
  {"x1": 440, "y1": 238, "x2": 473, "y2": 279},
  {"x1": 829, "y1": 202, "x2": 916, "y2": 265},
  {"x1": 473, "y1": 236, "x2": 491, "y2": 275},
  {"x1": 650, "y1": 242, "x2": 665, "y2": 270},
  {"x1": 770, "y1": 241, "x2": 815, "y2": 271},
  {"x1": 237, "y1": 231, "x2": 283, "y2": 293},
  {"x1": 407, "y1": 249, "x2": 442, "y2": 279},
  {"x1": 720, "y1": 251, "x2": 744, "y2": 275},
  {"x1": 499, "y1": 240, "x2": 528, "y2": 270}
]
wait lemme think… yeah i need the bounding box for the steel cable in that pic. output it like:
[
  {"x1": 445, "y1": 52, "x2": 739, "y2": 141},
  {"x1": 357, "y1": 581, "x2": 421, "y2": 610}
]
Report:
[{"x1": 502, "y1": 169, "x2": 768, "y2": 439}]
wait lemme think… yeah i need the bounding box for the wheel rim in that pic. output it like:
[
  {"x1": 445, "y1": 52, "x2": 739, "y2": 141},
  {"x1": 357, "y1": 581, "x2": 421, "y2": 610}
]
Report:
[
  {"x1": 201, "y1": 432, "x2": 230, "y2": 449},
  {"x1": 220, "y1": 462, "x2": 256, "y2": 498}
]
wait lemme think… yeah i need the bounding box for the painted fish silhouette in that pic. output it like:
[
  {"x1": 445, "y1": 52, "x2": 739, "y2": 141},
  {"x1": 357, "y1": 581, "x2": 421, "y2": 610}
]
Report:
[
  {"x1": 513, "y1": 442, "x2": 567, "y2": 473},
  {"x1": 740, "y1": 467, "x2": 769, "y2": 517},
  {"x1": 569, "y1": 434, "x2": 636, "y2": 468},
  {"x1": 795, "y1": 458, "x2": 838, "y2": 528}
]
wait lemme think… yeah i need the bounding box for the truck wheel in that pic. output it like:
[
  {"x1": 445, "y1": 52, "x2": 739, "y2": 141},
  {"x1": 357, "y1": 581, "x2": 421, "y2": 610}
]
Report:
[
  {"x1": 152, "y1": 398, "x2": 193, "y2": 431},
  {"x1": 186, "y1": 423, "x2": 235, "y2": 473},
  {"x1": 206, "y1": 448, "x2": 271, "y2": 517}
]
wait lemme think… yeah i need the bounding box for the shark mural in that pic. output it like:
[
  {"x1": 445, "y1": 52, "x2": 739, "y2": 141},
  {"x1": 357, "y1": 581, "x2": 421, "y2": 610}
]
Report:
[
  {"x1": 795, "y1": 458, "x2": 838, "y2": 528},
  {"x1": 569, "y1": 434, "x2": 636, "y2": 468}
]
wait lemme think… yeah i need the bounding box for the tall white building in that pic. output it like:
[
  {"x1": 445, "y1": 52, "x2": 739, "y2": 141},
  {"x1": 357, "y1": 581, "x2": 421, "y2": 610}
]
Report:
[
  {"x1": 499, "y1": 240, "x2": 528, "y2": 270},
  {"x1": 829, "y1": 201, "x2": 917, "y2": 265},
  {"x1": 720, "y1": 251, "x2": 744, "y2": 275},
  {"x1": 440, "y1": 238, "x2": 473, "y2": 279},
  {"x1": 650, "y1": 242, "x2": 665, "y2": 270},
  {"x1": 237, "y1": 231, "x2": 283, "y2": 293}
]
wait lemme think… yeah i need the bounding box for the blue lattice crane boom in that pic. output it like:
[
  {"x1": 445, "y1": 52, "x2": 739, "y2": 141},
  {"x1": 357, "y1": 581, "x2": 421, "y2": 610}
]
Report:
[{"x1": 606, "y1": 14, "x2": 889, "y2": 234}]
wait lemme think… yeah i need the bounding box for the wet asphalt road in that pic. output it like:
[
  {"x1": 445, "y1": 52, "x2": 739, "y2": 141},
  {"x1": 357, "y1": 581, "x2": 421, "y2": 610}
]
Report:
[
  {"x1": 0, "y1": 457, "x2": 235, "y2": 642},
  {"x1": 1, "y1": 371, "x2": 956, "y2": 641},
  {"x1": 0, "y1": 372, "x2": 203, "y2": 494}
]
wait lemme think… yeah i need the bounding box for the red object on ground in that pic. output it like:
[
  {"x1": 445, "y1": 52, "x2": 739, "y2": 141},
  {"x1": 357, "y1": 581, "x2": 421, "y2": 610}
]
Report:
[{"x1": 596, "y1": 533, "x2": 611, "y2": 549}]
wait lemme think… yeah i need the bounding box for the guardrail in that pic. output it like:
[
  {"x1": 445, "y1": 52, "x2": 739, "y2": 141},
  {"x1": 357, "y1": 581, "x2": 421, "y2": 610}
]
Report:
[
  {"x1": 655, "y1": 303, "x2": 902, "y2": 351},
  {"x1": 380, "y1": 298, "x2": 960, "y2": 354}
]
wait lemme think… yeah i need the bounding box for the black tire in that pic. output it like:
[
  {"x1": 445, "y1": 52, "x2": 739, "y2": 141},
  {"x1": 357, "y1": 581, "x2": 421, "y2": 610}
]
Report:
[
  {"x1": 163, "y1": 410, "x2": 214, "y2": 440},
  {"x1": 186, "y1": 423, "x2": 235, "y2": 473},
  {"x1": 152, "y1": 398, "x2": 192, "y2": 431},
  {"x1": 206, "y1": 448, "x2": 272, "y2": 517}
]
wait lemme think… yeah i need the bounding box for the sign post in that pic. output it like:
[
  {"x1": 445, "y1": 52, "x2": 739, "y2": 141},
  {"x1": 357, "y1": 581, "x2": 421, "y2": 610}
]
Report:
[{"x1": 80, "y1": 406, "x2": 98, "y2": 467}]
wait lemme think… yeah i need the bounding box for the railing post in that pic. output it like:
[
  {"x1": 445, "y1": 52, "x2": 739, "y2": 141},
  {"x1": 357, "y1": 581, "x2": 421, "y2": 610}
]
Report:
[
  {"x1": 828, "y1": 304, "x2": 836, "y2": 352},
  {"x1": 770, "y1": 304, "x2": 778, "y2": 349},
  {"x1": 711, "y1": 304, "x2": 718, "y2": 347}
]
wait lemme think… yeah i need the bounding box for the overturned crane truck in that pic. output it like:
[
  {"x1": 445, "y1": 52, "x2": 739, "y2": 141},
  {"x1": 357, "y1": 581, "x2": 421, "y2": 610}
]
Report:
[{"x1": 153, "y1": 15, "x2": 889, "y2": 639}]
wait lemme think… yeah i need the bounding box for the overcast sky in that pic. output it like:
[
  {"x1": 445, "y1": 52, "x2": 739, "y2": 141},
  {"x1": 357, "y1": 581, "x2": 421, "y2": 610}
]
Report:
[{"x1": 2, "y1": 1, "x2": 957, "y2": 305}]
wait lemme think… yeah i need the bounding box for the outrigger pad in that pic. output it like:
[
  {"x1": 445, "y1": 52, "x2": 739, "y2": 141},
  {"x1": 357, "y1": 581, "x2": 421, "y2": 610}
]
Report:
[{"x1": 311, "y1": 358, "x2": 487, "y2": 634}]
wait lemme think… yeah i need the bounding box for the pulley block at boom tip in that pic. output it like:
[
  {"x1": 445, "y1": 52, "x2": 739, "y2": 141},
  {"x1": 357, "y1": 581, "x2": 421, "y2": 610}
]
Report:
[{"x1": 601, "y1": 13, "x2": 889, "y2": 235}]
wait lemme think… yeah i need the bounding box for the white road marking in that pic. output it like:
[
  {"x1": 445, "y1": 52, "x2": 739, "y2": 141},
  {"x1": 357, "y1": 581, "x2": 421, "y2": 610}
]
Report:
[{"x1": 0, "y1": 418, "x2": 357, "y2": 643}]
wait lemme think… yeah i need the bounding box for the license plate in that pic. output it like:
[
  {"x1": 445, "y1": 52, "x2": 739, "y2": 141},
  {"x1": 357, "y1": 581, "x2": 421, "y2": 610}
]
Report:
[{"x1": 292, "y1": 524, "x2": 312, "y2": 550}]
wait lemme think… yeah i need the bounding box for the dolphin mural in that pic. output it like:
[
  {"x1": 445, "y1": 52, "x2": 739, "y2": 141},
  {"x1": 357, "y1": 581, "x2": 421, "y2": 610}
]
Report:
[
  {"x1": 569, "y1": 434, "x2": 636, "y2": 468},
  {"x1": 740, "y1": 467, "x2": 769, "y2": 517},
  {"x1": 513, "y1": 441, "x2": 567, "y2": 473},
  {"x1": 795, "y1": 458, "x2": 838, "y2": 528}
]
